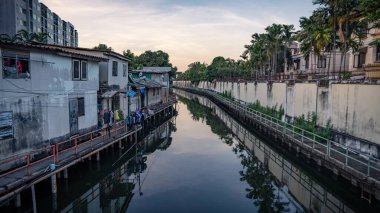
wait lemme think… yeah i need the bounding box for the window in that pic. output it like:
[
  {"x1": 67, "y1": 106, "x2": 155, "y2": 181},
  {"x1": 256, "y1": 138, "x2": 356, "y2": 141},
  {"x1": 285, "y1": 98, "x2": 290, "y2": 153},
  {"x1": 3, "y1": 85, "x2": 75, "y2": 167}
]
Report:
[
  {"x1": 353, "y1": 52, "x2": 366, "y2": 68},
  {"x1": 81, "y1": 61, "x2": 87, "y2": 80},
  {"x1": 72, "y1": 59, "x2": 88, "y2": 80},
  {"x1": 72, "y1": 60, "x2": 80, "y2": 80},
  {"x1": 317, "y1": 56, "x2": 326, "y2": 68},
  {"x1": 377, "y1": 44, "x2": 380, "y2": 61},
  {"x1": 78, "y1": 97, "x2": 85, "y2": 116},
  {"x1": 293, "y1": 59, "x2": 300, "y2": 70},
  {"x1": 112, "y1": 61, "x2": 118, "y2": 76},
  {"x1": 2, "y1": 50, "x2": 30, "y2": 79},
  {"x1": 305, "y1": 56, "x2": 309, "y2": 69},
  {"x1": 153, "y1": 88, "x2": 155, "y2": 96},
  {"x1": 123, "y1": 64, "x2": 127, "y2": 77},
  {"x1": 0, "y1": 111, "x2": 14, "y2": 140}
]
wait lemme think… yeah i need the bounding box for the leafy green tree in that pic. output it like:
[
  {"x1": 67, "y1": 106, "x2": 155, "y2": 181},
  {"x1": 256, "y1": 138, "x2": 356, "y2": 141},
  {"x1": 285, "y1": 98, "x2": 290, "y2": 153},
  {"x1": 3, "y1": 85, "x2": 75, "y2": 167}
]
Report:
[
  {"x1": 93, "y1": 43, "x2": 113, "y2": 51},
  {"x1": 360, "y1": 0, "x2": 380, "y2": 45},
  {"x1": 123, "y1": 49, "x2": 138, "y2": 69},
  {"x1": 135, "y1": 50, "x2": 177, "y2": 81}
]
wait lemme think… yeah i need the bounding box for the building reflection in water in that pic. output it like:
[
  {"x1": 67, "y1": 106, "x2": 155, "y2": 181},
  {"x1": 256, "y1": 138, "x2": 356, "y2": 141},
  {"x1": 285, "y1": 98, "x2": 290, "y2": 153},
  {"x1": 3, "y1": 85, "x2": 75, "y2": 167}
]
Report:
[
  {"x1": 58, "y1": 120, "x2": 175, "y2": 213},
  {"x1": 175, "y1": 89, "x2": 358, "y2": 213}
]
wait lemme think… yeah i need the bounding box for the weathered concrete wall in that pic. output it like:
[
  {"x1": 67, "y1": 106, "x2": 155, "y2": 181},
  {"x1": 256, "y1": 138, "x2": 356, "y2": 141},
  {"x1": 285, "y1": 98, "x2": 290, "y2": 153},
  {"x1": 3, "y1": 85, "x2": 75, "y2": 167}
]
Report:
[
  {"x1": 330, "y1": 84, "x2": 380, "y2": 147},
  {"x1": 269, "y1": 83, "x2": 286, "y2": 109},
  {"x1": 254, "y1": 83, "x2": 268, "y2": 107},
  {"x1": 0, "y1": 49, "x2": 100, "y2": 158},
  {"x1": 0, "y1": 95, "x2": 46, "y2": 159},
  {"x1": 292, "y1": 83, "x2": 317, "y2": 118},
  {"x1": 174, "y1": 81, "x2": 380, "y2": 154}
]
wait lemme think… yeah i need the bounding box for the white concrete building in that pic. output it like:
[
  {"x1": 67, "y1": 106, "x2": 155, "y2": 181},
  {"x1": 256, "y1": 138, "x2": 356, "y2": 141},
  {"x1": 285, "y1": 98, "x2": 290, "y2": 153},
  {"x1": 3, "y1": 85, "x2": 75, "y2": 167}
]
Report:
[
  {"x1": 0, "y1": 42, "x2": 106, "y2": 159},
  {"x1": 97, "y1": 51, "x2": 129, "y2": 124},
  {"x1": 348, "y1": 27, "x2": 380, "y2": 80},
  {"x1": 285, "y1": 42, "x2": 348, "y2": 80},
  {"x1": 131, "y1": 67, "x2": 171, "y2": 105}
]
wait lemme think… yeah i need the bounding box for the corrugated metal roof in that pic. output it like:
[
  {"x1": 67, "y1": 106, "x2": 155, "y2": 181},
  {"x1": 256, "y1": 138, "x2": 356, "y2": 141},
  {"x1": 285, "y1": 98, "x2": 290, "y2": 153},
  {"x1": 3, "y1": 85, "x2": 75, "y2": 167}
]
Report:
[
  {"x1": 101, "y1": 90, "x2": 118, "y2": 98},
  {"x1": 132, "y1": 67, "x2": 171, "y2": 74}
]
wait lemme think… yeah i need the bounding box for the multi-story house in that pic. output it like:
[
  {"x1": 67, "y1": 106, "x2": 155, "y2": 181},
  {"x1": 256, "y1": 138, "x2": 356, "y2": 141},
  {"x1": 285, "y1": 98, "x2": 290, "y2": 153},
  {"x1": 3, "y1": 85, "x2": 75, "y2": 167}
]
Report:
[
  {"x1": 0, "y1": 0, "x2": 78, "y2": 47},
  {"x1": 0, "y1": 42, "x2": 106, "y2": 159},
  {"x1": 348, "y1": 27, "x2": 380, "y2": 80},
  {"x1": 130, "y1": 67, "x2": 171, "y2": 106},
  {"x1": 285, "y1": 41, "x2": 348, "y2": 80},
  {"x1": 96, "y1": 51, "x2": 130, "y2": 124}
]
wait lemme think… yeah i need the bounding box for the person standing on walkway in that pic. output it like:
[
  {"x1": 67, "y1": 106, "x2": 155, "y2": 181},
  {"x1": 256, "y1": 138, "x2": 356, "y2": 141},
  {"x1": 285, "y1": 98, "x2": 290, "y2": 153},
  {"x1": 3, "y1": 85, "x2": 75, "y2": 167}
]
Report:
[
  {"x1": 104, "y1": 110, "x2": 110, "y2": 137},
  {"x1": 109, "y1": 110, "x2": 114, "y2": 137}
]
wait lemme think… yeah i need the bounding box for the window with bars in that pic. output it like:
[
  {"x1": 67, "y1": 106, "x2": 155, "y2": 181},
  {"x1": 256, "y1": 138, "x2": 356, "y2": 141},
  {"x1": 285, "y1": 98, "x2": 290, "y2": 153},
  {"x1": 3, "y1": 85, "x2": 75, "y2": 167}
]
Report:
[
  {"x1": 112, "y1": 61, "x2": 118, "y2": 76},
  {"x1": 353, "y1": 52, "x2": 366, "y2": 68},
  {"x1": 123, "y1": 64, "x2": 127, "y2": 77},
  {"x1": 317, "y1": 56, "x2": 327, "y2": 68},
  {"x1": 2, "y1": 50, "x2": 30, "y2": 79},
  {"x1": 78, "y1": 97, "x2": 85, "y2": 116}
]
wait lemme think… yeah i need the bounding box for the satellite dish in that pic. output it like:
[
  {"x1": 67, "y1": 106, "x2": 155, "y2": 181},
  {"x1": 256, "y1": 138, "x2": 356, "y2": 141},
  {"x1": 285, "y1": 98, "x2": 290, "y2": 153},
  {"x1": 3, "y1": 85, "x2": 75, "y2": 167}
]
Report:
[{"x1": 139, "y1": 72, "x2": 143, "y2": 77}]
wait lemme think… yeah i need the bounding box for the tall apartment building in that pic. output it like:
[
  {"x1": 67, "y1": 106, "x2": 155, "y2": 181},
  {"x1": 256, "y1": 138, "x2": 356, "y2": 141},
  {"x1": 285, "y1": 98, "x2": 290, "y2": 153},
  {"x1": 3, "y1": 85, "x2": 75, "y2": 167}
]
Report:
[{"x1": 0, "y1": 0, "x2": 78, "y2": 47}]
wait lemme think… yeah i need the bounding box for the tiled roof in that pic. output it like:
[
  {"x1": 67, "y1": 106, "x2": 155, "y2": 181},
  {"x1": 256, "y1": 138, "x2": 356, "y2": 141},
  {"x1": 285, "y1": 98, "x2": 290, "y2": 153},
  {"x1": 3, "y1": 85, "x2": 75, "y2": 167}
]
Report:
[{"x1": 0, "y1": 42, "x2": 108, "y2": 62}]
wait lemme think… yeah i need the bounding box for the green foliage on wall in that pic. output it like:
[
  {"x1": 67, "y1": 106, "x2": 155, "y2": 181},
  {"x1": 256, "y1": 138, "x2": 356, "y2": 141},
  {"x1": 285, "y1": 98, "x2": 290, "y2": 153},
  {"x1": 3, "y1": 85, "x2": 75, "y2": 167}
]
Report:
[
  {"x1": 219, "y1": 90, "x2": 234, "y2": 101},
  {"x1": 248, "y1": 101, "x2": 284, "y2": 120}
]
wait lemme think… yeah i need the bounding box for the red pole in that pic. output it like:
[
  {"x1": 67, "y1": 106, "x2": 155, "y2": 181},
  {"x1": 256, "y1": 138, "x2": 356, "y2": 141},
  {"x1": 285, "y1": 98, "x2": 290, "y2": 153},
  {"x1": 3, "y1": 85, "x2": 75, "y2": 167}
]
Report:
[
  {"x1": 56, "y1": 144, "x2": 59, "y2": 163},
  {"x1": 103, "y1": 128, "x2": 105, "y2": 142},
  {"x1": 52, "y1": 145, "x2": 55, "y2": 163},
  {"x1": 75, "y1": 138, "x2": 78, "y2": 154}
]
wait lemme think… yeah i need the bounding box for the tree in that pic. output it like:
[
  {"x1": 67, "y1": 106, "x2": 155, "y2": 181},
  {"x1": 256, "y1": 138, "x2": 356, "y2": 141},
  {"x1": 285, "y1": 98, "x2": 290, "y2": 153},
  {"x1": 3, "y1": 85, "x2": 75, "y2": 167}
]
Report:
[
  {"x1": 123, "y1": 49, "x2": 138, "y2": 69},
  {"x1": 360, "y1": 0, "x2": 380, "y2": 45},
  {"x1": 135, "y1": 50, "x2": 177, "y2": 81},
  {"x1": 93, "y1": 44, "x2": 113, "y2": 51}
]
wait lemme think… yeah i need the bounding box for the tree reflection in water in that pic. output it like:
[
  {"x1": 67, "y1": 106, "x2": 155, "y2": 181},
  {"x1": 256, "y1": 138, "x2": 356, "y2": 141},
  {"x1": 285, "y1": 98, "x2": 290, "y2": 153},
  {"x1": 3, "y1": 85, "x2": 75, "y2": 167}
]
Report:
[
  {"x1": 178, "y1": 96, "x2": 234, "y2": 146},
  {"x1": 179, "y1": 95, "x2": 290, "y2": 212}
]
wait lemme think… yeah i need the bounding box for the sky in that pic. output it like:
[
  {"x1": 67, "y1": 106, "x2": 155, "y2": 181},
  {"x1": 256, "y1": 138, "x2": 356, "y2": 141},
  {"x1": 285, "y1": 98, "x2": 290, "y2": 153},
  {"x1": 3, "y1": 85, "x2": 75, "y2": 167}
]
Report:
[{"x1": 41, "y1": 0, "x2": 317, "y2": 71}]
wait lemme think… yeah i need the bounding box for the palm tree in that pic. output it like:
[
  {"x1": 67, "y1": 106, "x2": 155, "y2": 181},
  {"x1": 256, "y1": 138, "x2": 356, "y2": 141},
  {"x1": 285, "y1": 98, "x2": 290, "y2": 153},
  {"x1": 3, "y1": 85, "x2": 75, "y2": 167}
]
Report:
[
  {"x1": 265, "y1": 24, "x2": 283, "y2": 79},
  {"x1": 32, "y1": 32, "x2": 49, "y2": 43},
  {"x1": 281, "y1": 24, "x2": 295, "y2": 75},
  {"x1": 0, "y1": 33, "x2": 22, "y2": 43}
]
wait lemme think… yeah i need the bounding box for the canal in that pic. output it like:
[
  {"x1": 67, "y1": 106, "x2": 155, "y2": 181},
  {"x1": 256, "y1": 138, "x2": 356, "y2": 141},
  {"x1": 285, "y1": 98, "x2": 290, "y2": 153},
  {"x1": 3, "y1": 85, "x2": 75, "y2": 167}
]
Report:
[{"x1": 2, "y1": 90, "x2": 379, "y2": 212}]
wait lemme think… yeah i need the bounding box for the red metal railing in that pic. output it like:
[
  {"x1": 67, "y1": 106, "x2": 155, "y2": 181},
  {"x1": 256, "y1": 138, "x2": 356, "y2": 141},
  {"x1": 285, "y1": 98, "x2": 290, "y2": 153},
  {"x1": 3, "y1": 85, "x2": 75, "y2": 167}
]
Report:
[
  {"x1": 0, "y1": 121, "x2": 127, "y2": 179},
  {"x1": 0, "y1": 99, "x2": 176, "y2": 183}
]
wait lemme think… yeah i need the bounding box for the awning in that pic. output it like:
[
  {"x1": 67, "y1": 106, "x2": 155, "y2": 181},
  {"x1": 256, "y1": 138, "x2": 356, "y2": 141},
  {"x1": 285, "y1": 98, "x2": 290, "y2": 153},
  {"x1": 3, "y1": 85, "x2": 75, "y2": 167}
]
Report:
[{"x1": 101, "y1": 90, "x2": 118, "y2": 98}]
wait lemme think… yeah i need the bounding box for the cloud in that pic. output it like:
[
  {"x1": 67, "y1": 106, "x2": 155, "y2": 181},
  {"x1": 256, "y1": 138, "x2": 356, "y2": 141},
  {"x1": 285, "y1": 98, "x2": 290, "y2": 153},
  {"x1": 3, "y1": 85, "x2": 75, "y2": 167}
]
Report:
[{"x1": 41, "y1": 0, "x2": 315, "y2": 71}]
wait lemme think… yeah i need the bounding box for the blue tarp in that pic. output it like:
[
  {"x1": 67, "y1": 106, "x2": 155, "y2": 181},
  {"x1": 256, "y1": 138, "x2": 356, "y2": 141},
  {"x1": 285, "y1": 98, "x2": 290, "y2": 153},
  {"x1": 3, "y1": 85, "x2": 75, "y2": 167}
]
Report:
[{"x1": 127, "y1": 90, "x2": 136, "y2": 97}]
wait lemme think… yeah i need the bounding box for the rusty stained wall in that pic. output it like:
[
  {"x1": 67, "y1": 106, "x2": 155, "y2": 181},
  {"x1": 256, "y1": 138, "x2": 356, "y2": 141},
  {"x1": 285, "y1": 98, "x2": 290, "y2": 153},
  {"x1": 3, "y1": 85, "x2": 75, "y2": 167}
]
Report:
[{"x1": 0, "y1": 95, "x2": 46, "y2": 159}]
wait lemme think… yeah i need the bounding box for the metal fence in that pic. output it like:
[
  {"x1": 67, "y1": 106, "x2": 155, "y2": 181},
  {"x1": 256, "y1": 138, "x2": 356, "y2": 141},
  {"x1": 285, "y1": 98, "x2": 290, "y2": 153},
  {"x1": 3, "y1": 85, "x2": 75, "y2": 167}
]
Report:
[{"x1": 179, "y1": 86, "x2": 380, "y2": 182}]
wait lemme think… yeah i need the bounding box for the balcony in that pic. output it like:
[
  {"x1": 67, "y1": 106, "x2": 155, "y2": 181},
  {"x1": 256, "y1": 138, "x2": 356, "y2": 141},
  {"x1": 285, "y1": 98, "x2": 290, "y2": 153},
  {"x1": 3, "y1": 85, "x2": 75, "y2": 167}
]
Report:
[{"x1": 364, "y1": 63, "x2": 380, "y2": 80}]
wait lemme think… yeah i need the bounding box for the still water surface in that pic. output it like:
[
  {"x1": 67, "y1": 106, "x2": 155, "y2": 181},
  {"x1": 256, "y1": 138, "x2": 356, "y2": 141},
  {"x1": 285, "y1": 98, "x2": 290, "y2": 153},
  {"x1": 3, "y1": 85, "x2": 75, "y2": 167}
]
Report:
[{"x1": 5, "y1": 90, "x2": 379, "y2": 212}]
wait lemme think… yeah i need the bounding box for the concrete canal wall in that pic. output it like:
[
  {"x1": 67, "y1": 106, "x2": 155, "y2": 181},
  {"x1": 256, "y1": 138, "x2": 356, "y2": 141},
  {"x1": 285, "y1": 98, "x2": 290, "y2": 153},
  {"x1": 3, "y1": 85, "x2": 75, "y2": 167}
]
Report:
[{"x1": 177, "y1": 81, "x2": 380, "y2": 157}]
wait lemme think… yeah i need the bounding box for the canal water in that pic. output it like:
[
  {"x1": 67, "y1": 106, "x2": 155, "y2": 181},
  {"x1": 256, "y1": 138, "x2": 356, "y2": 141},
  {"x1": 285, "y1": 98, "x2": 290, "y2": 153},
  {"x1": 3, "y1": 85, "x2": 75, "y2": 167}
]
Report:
[{"x1": 2, "y1": 90, "x2": 379, "y2": 212}]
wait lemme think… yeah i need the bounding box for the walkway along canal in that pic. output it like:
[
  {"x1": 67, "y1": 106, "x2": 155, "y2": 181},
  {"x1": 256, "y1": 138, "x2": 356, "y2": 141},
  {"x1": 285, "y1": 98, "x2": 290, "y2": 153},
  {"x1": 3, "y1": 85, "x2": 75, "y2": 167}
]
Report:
[
  {"x1": 174, "y1": 85, "x2": 380, "y2": 204},
  {"x1": 1, "y1": 91, "x2": 379, "y2": 212},
  {"x1": 0, "y1": 99, "x2": 177, "y2": 211}
]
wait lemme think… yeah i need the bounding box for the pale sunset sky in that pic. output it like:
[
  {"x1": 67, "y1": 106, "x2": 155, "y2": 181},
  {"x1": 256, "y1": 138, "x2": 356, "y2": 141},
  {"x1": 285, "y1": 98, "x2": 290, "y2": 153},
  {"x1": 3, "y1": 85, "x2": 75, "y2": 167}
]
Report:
[{"x1": 41, "y1": 0, "x2": 316, "y2": 71}]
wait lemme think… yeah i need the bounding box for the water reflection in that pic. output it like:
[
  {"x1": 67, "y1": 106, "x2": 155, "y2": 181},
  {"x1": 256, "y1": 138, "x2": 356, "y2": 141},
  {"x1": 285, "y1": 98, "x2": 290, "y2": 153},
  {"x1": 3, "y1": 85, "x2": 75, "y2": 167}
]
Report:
[
  {"x1": 57, "y1": 120, "x2": 175, "y2": 213},
  {"x1": 175, "y1": 89, "x2": 376, "y2": 213}
]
